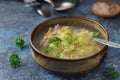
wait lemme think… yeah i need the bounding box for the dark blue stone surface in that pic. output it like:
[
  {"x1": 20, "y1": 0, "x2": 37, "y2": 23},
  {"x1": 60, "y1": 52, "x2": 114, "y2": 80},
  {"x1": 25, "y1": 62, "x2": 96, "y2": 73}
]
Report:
[{"x1": 0, "y1": 0, "x2": 120, "y2": 80}]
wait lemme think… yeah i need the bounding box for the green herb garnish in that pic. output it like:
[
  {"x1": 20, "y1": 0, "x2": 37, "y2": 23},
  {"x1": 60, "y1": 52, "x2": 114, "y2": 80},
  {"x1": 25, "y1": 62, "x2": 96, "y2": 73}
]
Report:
[
  {"x1": 15, "y1": 37, "x2": 25, "y2": 48},
  {"x1": 105, "y1": 67, "x2": 119, "y2": 79},
  {"x1": 9, "y1": 54, "x2": 21, "y2": 67},
  {"x1": 48, "y1": 36, "x2": 62, "y2": 46},
  {"x1": 56, "y1": 52, "x2": 62, "y2": 58},
  {"x1": 44, "y1": 47, "x2": 53, "y2": 54},
  {"x1": 66, "y1": 38, "x2": 73, "y2": 45},
  {"x1": 91, "y1": 32, "x2": 100, "y2": 37},
  {"x1": 73, "y1": 37, "x2": 78, "y2": 41},
  {"x1": 66, "y1": 32, "x2": 71, "y2": 36},
  {"x1": 70, "y1": 0, "x2": 80, "y2": 7}
]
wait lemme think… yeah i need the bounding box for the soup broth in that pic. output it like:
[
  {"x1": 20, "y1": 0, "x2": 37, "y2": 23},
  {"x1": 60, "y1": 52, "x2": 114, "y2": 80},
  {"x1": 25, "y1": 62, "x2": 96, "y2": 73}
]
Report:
[{"x1": 39, "y1": 24, "x2": 104, "y2": 59}]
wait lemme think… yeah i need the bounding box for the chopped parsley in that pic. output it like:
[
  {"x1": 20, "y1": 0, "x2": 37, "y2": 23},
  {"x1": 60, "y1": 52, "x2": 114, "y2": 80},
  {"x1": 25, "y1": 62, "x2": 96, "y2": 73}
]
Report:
[
  {"x1": 15, "y1": 37, "x2": 25, "y2": 48},
  {"x1": 73, "y1": 37, "x2": 78, "y2": 41},
  {"x1": 66, "y1": 38, "x2": 73, "y2": 45},
  {"x1": 44, "y1": 47, "x2": 53, "y2": 54},
  {"x1": 92, "y1": 32, "x2": 100, "y2": 37},
  {"x1": 56, "y1": 52, "x2": 62, "y2": 58},
  {"x1": 66, "y1": 32, "x2": 71, "y2": 36},
  {"x1": 9, "y1": 54, "x2": 21, "y2": 67},
  {"x1": 105, "y1": 67, "x2": 119, "y2": 79},
  {"x1": 48, "y1": 36, "x2": 62, "y2": 46}
]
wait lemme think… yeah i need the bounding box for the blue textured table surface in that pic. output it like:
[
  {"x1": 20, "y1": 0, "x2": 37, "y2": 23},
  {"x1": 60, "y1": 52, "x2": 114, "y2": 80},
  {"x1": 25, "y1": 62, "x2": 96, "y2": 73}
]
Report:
[{"x1": 0, "y1": 0, "x2": 120, "y2": 80}]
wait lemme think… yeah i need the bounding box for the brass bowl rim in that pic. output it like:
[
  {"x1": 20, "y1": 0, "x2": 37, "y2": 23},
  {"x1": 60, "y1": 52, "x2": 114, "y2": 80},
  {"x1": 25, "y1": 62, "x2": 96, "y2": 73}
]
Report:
[{"x1": 30, "y1": 16, "x2": 108, "y2": 61}]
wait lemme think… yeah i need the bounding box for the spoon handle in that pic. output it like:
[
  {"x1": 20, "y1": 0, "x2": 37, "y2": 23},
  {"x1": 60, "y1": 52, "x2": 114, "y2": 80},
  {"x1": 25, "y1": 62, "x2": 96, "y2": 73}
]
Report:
[{"x1": 93, "y1": 38, "x2": 120, "y2": 48}]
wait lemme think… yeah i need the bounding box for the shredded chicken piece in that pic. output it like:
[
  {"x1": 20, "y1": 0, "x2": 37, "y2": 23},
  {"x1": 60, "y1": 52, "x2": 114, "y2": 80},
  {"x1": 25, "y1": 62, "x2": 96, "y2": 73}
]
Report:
[
  {"x1": 40, "y1": 24, "x2": 61, "y2": 47},
  {"x1": 52, "y1": 24, "x2": 61, "y2": 34},
  {"x1": 40, "y1": 27, "x2": 52, "y2": 46}
]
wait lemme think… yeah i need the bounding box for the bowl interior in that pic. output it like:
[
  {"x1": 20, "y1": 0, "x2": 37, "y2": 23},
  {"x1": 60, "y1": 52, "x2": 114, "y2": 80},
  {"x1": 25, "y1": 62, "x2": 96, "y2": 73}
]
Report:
[{"x1": 30, "y1": 16, "x2": 108, "y2": 60}]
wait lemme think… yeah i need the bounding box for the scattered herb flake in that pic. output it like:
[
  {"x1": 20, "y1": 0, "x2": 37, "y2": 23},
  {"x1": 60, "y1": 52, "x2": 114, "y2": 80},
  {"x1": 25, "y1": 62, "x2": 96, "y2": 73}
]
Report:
[
  {"x1": 56, "y1": 52, "x2": 62, "y2": 58},
  {"x1": 15, "y1": 37, "x2": 25, "y2": 48},
  {"x1": 105, "y1": 67, "x2": 119, "y2": 79},
  {"x1": 44, "y1": 47, "x2": 53, "y2": 54},
  {"x1": 9, "y1": 54, "x2": 21, "y2": 67},
  {"x1": 73, "y1": 37, "x2": 78, "y2": 41},
  {"x1": 66, "y1": 32, "x2": 71, "y2": 36},
  {"x1": 92, "y1": 32, "x2": 100, "y2": 37},
  {"x1": 66, "y1": 38, "x2": 73, "y2": 45},
  {"x1": 48, "y1": 36, "x2": 62, "y2": 46}
]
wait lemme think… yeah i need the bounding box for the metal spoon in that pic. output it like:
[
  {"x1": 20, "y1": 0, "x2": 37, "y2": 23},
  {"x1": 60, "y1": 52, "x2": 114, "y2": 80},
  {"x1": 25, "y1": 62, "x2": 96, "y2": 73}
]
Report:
[
  {"x1": 26, "y1": 1, "x2": 51, "y2": 17},
  {"x1": 94, "y1": 38, "x2": 120, "y2": 48},
  {"x1": 36, "y1": 4, "x2": 51, "y2": 17},
  {"x1": 44, "y1": 0, "x2": 75, "y2": 11}
]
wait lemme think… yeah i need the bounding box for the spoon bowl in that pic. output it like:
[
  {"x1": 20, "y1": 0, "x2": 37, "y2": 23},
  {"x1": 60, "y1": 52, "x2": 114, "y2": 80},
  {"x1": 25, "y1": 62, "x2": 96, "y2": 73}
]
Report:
[
  {"x1": 37, "y1": 5, "x2": 51, "y2": 17},
  {"x1": 54, "y1": 2, "x2": 75, "y2": 11},
  {"x1": 44, "y1": 0, "x2": 75, "y2": 11},
  {"x1": 25, "y1": 1, "x2": 51, "y2": 17}
]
